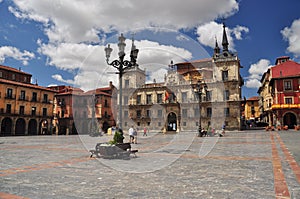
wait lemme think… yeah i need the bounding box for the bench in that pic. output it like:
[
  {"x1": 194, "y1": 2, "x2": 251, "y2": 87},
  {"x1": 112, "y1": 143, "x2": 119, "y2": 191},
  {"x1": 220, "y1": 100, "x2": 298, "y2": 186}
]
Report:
[{"x1": 89, "y1": 142, "x2": 138, "y2": 159}]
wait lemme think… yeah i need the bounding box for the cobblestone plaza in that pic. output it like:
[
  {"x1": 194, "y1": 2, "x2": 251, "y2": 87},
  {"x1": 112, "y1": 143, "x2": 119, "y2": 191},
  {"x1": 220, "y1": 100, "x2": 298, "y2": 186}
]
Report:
[{"x1": 1, "y1": 130, "x2": 300, "y2": 198}]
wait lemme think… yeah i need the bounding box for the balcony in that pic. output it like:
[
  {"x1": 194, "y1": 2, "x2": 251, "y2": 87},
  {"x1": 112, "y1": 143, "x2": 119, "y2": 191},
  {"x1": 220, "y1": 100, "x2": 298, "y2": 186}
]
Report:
[
  {"x1": 5, "y1": 94, "x2": 16, "y2": 99},
  {"x1": 42, "y1": 99, "x2": 51, "y2": 104},
  {"x1": 18, "y1": 96, "x2": 29, "y2": 101},
  {"x1": 272, "y1": 104, "x2": 300, "y2": 109}
]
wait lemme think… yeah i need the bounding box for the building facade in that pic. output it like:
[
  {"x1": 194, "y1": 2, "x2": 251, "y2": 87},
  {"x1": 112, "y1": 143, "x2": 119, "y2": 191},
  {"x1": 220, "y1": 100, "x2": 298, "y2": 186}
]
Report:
[
  {"x1": 244, "y1": 96, "x2": 260, "y2": 121},
  {"x1": 50, "y1": 82, "x2": 116, "y2": 135},
  {"x1": 258, "y1": 56, "x2": 300, "y2": 128},
  {"x1": 121, "y1": 24, "x2": 244, "y2": 132},
  {"x1": 0, "y1": 65, "x2": 56, "y2": 136}
]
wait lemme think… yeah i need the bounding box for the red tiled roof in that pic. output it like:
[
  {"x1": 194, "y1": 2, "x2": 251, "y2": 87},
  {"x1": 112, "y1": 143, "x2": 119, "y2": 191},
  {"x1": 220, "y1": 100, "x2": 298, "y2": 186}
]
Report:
[
  {"x1": 271, "y1": 60, "x2": 300, "y2": 78},
  {"x1": 0, "y1": 65, "x2": 32, "y2": 76},
  {"x1": 0, "y1": 78, "x2": 57, "y2": 92},
  {"x1": 85, "y1": 89, "x2": 111, "y2": 97},
  {"x1": 176, "y1": 58, "x2": 212, "y2": 65},
  {"x1": 247, "y1": 96, "x2": 259, "y2": 101}
]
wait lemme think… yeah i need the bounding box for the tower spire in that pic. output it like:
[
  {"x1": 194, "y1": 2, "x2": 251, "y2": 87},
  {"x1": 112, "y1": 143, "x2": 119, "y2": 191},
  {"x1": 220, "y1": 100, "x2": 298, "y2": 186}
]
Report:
[
  {"x1": 214, "y1": 36, "x2": 220, "y2": 55},
  {"x1": 222, "y1": 23, "x2": 229, "y2": 52}
]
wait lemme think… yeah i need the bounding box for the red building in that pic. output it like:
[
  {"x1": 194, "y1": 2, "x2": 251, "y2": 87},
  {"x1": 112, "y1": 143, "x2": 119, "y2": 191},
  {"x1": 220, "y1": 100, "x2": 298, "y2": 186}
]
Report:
[
  {"x1": 49, "y1": 82, "x2": 116, "y2": 135},
  {"x1": 259, "y1": 56, "x2": 300, "y2": 128}
]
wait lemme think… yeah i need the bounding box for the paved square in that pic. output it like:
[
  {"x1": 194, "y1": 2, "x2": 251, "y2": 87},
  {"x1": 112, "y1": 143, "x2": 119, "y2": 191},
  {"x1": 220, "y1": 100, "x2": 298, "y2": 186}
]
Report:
[{"x1": 1, "y1": 130, "x2": 300, "y2": 198}]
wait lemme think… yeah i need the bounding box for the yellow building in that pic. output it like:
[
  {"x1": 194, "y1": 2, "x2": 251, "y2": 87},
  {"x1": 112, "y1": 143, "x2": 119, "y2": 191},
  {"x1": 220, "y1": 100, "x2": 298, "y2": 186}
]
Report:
[
  {"x1": 0, "y1": 65, "x2": 56, "y2": 136},
  {"x1": 244, "y1": 96, "x2": 260, "y2": 121}
]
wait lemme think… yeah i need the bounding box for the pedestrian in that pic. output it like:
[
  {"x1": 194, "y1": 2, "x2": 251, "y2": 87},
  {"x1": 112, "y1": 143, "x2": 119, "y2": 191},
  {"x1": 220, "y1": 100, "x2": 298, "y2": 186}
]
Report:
[
  {"x1": 143, "y1": 126, "x2": 148, "y2": 136},
  {"x1": 134, "y1": 127, "x2": 138, "y2": 144},
  {"x1": 221, "y1": 122, "x2": 226, "y2": 137},
  {"x1": 128, "y1": 126, "x2": 135, "y2": 144}
]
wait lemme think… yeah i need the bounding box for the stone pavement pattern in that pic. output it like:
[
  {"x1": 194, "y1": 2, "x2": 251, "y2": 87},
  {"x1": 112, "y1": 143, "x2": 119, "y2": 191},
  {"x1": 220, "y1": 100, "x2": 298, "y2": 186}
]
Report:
[{"x1": 0, "y1": 130, "x2": 300, "y2": 199}]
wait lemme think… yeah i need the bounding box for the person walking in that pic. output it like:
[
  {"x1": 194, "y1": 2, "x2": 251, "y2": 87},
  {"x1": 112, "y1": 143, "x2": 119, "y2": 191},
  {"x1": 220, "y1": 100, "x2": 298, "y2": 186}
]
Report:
[
  {"x1": 143, "y1": 127, "x2": 148, "y2": 136},
  {"x1": 128, "y1": 126, "x2": 135, "y2": 144}
]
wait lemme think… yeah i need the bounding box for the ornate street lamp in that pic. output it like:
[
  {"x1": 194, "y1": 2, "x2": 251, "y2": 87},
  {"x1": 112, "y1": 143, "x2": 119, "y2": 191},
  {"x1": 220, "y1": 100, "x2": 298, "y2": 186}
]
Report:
[
  {"x1": 104, "y1": 33, "x2": 139, "y2": 129},
  {"x1": 194, "y1": 80, "x2": 208, "y2": 137}
]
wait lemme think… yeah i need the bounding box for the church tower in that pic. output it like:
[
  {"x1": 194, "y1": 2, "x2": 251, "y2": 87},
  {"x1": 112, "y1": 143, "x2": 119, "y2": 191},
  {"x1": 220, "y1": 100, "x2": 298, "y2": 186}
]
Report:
[{"x1": 211, "y1": 23, "x2": 244, "y2": 130}]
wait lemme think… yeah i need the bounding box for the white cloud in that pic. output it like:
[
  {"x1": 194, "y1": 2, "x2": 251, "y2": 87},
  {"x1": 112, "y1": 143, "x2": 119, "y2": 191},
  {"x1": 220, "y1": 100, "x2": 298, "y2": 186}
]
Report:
[
  {"x1": 196, "y1": 21, "x2": 249, "y2": 51},
  {"x1": 245, "y1": 59, "x2": 272, "y2": 89},
  {"x1": 245, "y1": 79, "x2": 261, "y2": 89},
  {"x1": 281, "y1": 18, "x2": 300, "y2": 57},
  {"x1": 39, "y1": 38, "x2": 192, "y2": 91},
  {"x1": 10, "y1": 0, "x2": 239, "y2": 44},
  {"x1": 0, "y1": 46, "x2": 35, "y2": 65},
  {"x1": 8, "y1": 0, "x2": 241, "y2": 90}
]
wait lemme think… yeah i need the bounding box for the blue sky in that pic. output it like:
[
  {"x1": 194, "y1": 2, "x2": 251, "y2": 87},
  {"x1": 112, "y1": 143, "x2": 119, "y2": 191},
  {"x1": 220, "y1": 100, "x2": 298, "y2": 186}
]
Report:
[{"x1": 0, "y1": 0, "x2": 300, "y2": 98}]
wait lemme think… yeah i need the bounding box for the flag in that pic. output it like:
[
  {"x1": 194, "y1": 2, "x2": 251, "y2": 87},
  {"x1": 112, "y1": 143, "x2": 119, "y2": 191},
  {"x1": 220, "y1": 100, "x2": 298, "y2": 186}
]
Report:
[{"x1": 165, "y1": 91, "x2": 169, "y2": 101}]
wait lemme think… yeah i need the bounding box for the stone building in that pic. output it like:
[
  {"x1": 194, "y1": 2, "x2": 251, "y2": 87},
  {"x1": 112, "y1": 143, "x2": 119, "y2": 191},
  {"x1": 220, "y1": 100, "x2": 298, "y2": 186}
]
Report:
[
  {"x1": 0, "y1": 65, "x2": 56, "y2": 136},
  {"x1": 121, "y1": 24, "x2": 244, "y2": 132}
]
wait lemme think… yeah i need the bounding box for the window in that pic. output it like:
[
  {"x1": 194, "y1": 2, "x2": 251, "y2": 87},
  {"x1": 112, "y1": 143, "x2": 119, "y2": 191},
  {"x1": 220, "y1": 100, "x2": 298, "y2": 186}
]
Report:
[
  {"x1": 183, "y1": 121, "x2": 186, "y2": 126},
  {"x1": 136, "y1": 110, "x2": 141, "y2": 118},
  {"x1": 124, "y1": 79, "x2": 130, "y2": 88},
  {"x1": 182, "y1": 109, "x2": 188, "y2": 118},
  {"x1": 207, "y1": 107, "x2": 212, "y2": 117},
  {"x1": 6, "y1": 104, "x2": 11, "y2": 113},
  {"x1": 181, "y1": 92, "x2": 187, "y2": 103},
  {"x1": 146, "y1": 94, "x2": 152, "y2": 104},
  {"x1": 20, "y1": 90, "x2": 26, "y2": 100},
  {"x1": 223, "y1": 90, "x2": 229, "y2": 101},
  {"x1": 206, "y1": 90, "x2": 212, "y2": 101},
  {"x1": 194, "y1": 108, "x2": 200, "y2": 117},
  {"x1": 157, "y1": 94, "x2": 163, "y2": 103},
  {"x1": 31, "y1": 107, "x2": 36, "y2": 116},
  {"x1": 158, "y1": 122, "x2": 161, "y2": 127},
  {"x1": 12, "y1": 74, "x2": 15, "y2": 80},
  {"x1": 146, "y1": 110, "x2": 151, "y2": 118},
  {"x1": 42, "y1": 108, "x2": 47, "y2": 116},
  {"x1": 224, "y1": 108, "x2": 230, "y2": 117},
  {"x1": 285, "y1": 97, "x2": 293, "y2": 104},
  {"x1": 19, "y1": 106, "x2": 25, "y2": 115},
  {"x1": 137, "y1": 95, "x2": 141, "y2": 104},
  {"x1": 104, "y1": 99, "x2": 108, "y2": 107},
  {"x1": 284, "y1": 80, "x2": 292, "y2": 90},
  {"x1": 6, "y1": 88, "x2": 13, "y2": 98},
  {"x1": 43, "y1": 94, "x2": 48, "y2": 103},
  {"x1": 157, "y1": 109, "x2": 163, "y2": 118},
  {"x1": 32, "y1": 92, "x2": 37, "y2": 102},
  {"x1": 0, "y1": 71, "x2": 2, "y2": 77},
  {"x1": 222, "y1": 70, "x2": 228, "y2": 81}
]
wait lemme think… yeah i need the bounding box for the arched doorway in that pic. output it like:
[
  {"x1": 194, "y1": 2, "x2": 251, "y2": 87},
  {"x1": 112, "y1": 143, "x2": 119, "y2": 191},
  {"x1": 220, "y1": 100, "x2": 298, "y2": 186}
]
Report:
[
  {"x1": 28, "y1": 119, "x2": 38, "y2": 135},
  {"x1": 1, "y1": 117, "x2": 13, "y2": 136},
  {"x1": 283, "y1": 112, "x2": 297, "y2": 129},
  {"x1": 15, "y1": 118, "x2": 26, "y2": 135},
  {"x1": 167, "y1": 112, "x2": 177, "y2": 131}
]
